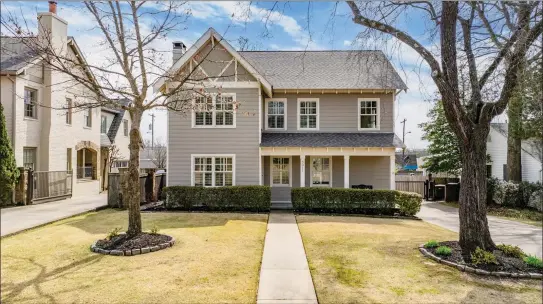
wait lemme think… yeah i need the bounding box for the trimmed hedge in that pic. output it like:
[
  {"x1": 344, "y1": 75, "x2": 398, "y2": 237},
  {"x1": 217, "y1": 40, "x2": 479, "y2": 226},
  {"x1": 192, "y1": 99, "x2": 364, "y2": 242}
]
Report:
[
  {"x1": 162, "y1": 186, "x2": 271, "y2": 212},
  {"x1": 291, "y1": 188, "x2": 422, "y2": 216}
]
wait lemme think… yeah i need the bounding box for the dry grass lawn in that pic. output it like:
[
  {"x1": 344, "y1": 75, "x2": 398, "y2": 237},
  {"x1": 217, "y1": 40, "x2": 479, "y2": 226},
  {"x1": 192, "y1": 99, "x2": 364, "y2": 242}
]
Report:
[
  {"x1": 297, "y1": 215, "x2": 543, "y2": 304},
  {"x1": 1, "y1": 210, "x2": 268, "y2": 303}
]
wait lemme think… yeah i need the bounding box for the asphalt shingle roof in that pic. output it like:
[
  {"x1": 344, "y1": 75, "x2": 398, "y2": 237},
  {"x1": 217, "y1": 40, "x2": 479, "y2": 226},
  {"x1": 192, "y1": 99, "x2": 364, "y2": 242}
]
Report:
[
  {"x1": 239, "y1": 51, "x2": 407, "y2": 90},
  {"x1": 261, "y1": 132, "x2": 403, "y2": 148},
  {"x1": 0, "y1": 37, "x2": 38, "y2": 72}
]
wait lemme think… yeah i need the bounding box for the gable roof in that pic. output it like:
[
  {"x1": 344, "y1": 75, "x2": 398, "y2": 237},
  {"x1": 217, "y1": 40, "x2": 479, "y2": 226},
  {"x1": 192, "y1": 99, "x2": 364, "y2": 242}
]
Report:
[
  {"x1": 491, "y1": 123, "x2": 542, "y2": 162},
  {"x1": 240, "y1": 51, "x2": 407, "y2": 90},
  {"x1": 153, "y1": 28, "x2": 273, "y2": 96},
  {"x1": 0, "y1": 37, "x2": 39, "y2": 73}
]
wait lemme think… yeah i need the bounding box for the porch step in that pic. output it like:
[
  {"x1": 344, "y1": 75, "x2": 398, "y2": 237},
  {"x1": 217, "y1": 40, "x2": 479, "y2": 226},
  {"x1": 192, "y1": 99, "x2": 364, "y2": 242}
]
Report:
[{"x1": 271, "y1": 201, "x2": 293, "y2": 210}]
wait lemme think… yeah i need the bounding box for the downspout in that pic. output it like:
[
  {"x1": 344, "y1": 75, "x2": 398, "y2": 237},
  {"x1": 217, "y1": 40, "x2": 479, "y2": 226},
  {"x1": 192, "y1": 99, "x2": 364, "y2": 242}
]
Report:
[{"x1": 6, "y1": 74, "x2": 16, "y2": 155}]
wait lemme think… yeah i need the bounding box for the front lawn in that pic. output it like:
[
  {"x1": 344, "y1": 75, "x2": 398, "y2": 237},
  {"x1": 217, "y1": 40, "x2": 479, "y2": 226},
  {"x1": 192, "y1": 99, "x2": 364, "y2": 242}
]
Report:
[
  {"x1": 297, "y1": 215, "x2": 542, "y2": 304},
  {"x1": 440, "y1": 201, "x2": 543, "y2": 227},
  {"x1": 1, "y1": 210, "x2": 268, "y2": 303}
]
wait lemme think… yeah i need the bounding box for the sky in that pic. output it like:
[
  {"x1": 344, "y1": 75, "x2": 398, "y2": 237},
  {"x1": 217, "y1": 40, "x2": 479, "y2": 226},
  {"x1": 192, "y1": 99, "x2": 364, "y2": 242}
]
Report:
[{"x1": 1, "y1": 0, "x2": 476, "y2": 149}]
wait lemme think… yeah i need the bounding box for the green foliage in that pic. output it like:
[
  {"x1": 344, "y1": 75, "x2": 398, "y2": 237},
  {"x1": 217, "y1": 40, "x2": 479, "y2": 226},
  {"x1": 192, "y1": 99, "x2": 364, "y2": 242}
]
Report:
[
  {"x1": 487, "y1": 177, "x2": 500, "y2": 205},
  {"x1": 424, "y1": 240, "x2": 439, "y2": 249},
  {"x1": 496, "y1": 244, "x2": 525, "y2": 258},
  {"x1": 163, "y1": 186, "x2": 271, "y2": 212},
  {"x1": 107, "y1": 227, "x2": 122, "y2": 240},
  {"x1": 150, "y1": 225, "x2": 160, "y2": 235},
  {"x1": 0, "y1": 103, "x2": 19, "y2": 206},
  {"x1": 419, "y1": 101, "x2": 461, "y2": 175},
  {"x1": 523, "y1": 255, "x2": 543, "y2": 269},
  {"x1": 290, "y1": 188, "x2": 421, "y2": 216},
  {"x1": 518, "y1": 182, "x2": 543, "y2": 209},
  {"x1": 489, "y1": 179, "x2": 543, "y2": 209},
  {"x1": 435, "y1": 246, "x2": 452, "y2": 256},
  {"x1": 516, "y1": 67, "x2": 543, "y2": 141},
  {"x1": 470, "y1": 247, "x2": 498, "y2": 265}
]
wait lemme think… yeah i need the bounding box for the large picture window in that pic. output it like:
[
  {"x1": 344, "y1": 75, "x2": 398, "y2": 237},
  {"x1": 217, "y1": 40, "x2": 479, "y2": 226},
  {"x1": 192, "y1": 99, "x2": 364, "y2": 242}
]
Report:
[
  {"x1": 193, "y1": 155, "x2": 234, "y2": 187},
  {"x1": 310, "y1": 157, "x2": 331, "y2": 187},
  {"x1": 297, "y1": 98, "x2": 319, "y2": 130},
  {"x1": 358, "y1": 98, "x2": 380, "y2": 130},
  {"x1": 266, "y1": 99, "x2": 286, "y2": 130},
  {"x1": 193, "y1": 94, "x2": 236, "y2": 128}
]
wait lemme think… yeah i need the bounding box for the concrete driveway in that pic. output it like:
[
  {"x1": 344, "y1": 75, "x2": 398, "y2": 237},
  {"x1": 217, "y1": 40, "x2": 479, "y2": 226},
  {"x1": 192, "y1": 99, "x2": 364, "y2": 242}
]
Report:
[
  {"x1": 418, "y1": 201, "x2": 542, "y2": 258},
  {"x1": 1, "y1": 193, "x2": 107, "y2": 237}
]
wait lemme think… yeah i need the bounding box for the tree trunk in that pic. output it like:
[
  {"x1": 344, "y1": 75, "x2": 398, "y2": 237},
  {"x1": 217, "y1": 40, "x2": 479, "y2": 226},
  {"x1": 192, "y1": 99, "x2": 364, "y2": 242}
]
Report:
[
  {"x1": 458, "y1": 131, "x2": 496, "y2": 257},
  {"x1": 126, "y1": 109, "x2": 142, "y2": 237},
  {"x1": 507, "y1": 95, "x2": 523, "y2": 182}
]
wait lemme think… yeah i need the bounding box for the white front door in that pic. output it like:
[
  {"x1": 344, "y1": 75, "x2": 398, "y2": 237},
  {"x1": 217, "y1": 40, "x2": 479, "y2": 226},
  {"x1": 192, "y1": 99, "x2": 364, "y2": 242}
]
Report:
[
  {"x1": 271, "y1": 157, "x2": 291, "y2": 187},
  {"x1": 310, "y1": 157, "x2": 332, "y2": 187}
]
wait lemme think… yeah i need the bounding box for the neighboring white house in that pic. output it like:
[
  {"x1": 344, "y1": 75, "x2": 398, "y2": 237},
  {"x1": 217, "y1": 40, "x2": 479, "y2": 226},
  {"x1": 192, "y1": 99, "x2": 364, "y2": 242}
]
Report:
[
  {"x1": 1, "y1": 6, "x2": 103, "y2": 198},
  {"x1": 487, "y1": 123, "x2": 542, "y2": 183}
]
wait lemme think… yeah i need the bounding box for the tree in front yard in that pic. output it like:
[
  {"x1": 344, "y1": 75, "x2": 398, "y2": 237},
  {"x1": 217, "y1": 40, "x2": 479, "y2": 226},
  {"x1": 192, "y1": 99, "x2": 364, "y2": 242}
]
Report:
[
  {"x1": 419, "y1": 101, "x2": 461, "y2": 176},
  {"x1": 0, "y1": 103, "x2": 19, "y2": 205},
  {"x1": 346, "y1": 1, "x2": 542, "y2": 256}
]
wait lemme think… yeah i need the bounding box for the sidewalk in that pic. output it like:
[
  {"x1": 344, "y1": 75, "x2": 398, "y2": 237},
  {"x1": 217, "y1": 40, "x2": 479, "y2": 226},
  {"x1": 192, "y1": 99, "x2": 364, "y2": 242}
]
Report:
[
  {"x1": 257, "y1": 211, "x2": 317, "y2": 304},
  {"x1": 1, "y1": 193, "x2": 108, "y2": 237}
]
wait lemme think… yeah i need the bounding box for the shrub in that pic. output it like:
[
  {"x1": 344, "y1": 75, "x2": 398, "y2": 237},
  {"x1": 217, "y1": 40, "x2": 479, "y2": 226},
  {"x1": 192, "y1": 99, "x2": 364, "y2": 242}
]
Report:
[
  {"x1": 497, "y1": 244, "x2": 525, "y2": 258},
  {"x1": 424, "y1": 240, "x2": 439, "y2": 248},
  {"x1": 487, "y1": 177, "x2": 500, "y2": 205},
  {"x1": 435, "y1": 246, "x2": 452, "y2": 256},
  {"x1": 528, "y1": 190, "x2": 543, "y2": 212},
  {"x1": 163, "y1": 186, "x2": 271, "y2": 212},
  {"x1": 150, "y1": 225, "x2": 160, "y2": 235},
  {"x1": 395, "y1": 191, "x2": 422, "y2": 216},
  {"x1": 107, "y1": 227, "x2": 122, "y2": 240},
  {"x1": 523, "y1": 255, "x2": 543, "y2": 269},
  {"x1": 470, "y1": 247, "x2": 498, "y2": 265},
  {"x1": 494, "y1": 181, "x2": 519, "y2": 207},
  {"x1": 518, "y1": 182, "x2": 541, "y2": 209}
]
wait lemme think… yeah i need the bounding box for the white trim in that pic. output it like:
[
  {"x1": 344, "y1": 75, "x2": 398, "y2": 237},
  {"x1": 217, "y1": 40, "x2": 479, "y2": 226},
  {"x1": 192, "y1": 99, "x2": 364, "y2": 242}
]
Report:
[
  {"x1": 270, "y1": 156, "x2": 292, "y2": 187},
  {"x1": 309, "y1": 156, "x2": 332, "y2": 187},
  {"x1": 300, "y1": 155, "x2": 306, "y2": 187},
  {"x1": 258, "y1": 86, "x2": 262, "y2": 143},
  {"x1": 357, "y1": 98, "x2": 380, "y2": 131},
  {"x1": 191, "y1": 93, "x2": 237, "y2": 128},
  {"x1": 264, "y1": 98, "x2": 288, "y2": 130},
  {"x1": 259, "y1": 149, "x2": 263, "y2": 185},
  {"x1": 390, "y1": 155, "x2": 395, "y2": 190},
  {"x1": 344, "y1": 155, "x2": 350, "y2": 188},
  {"x1": 171, "y1": 81, "x2": 260, "y2": 89},
  {"x1": 166, "y1": 111, "x2": 170, "y2": 186},
  {"x1": 297, "y1": 98, "x2": 320, "y2": 130},
  {"x1": 261, "y1": 146, "x2": 396, "y2": 156},
  {"x1": 190, "y1": 154, "x2": 236, "y2": 187}
]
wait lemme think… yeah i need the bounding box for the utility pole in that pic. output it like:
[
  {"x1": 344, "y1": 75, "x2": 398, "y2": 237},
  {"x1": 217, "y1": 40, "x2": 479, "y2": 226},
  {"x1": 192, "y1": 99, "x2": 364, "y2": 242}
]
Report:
[
  {"x1": 400, "y1": 118, "x2": 411, "y2": 168},
  {"x1": 148, "y1": 113, "x2": 155, "y2": 149}
]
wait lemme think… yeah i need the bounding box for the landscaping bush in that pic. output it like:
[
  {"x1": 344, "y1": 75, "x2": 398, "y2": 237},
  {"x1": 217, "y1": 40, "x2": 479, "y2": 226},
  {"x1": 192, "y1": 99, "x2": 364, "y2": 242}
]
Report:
[
  {"x1": 529, "y1": 189, "x2": 543, "y2": 212},
  {"x1": 489, "y1": 179, "x2": 543, "y2": 210},
  {"x1": 424, "y1": 240, "x2": 439, "y2": 248},
  {"x1": 291, "y1": 188, "x2": 421, "y2": 216},
  {"x1": 523, "y1": 255, "x2": 543, "y2": 269},
  {"x1": 497, "y1": 244, "x2": 525, "y2": 258},
  {"x1": 487, "y1": 177, "x2": 500, "y2": 205},
  {"x1": 163, "y1": 186, "x2": 271, "y2": 212},
  {"x1": 435, "y1": 246, "x2": 452, "y2": 256},
  {"x1": 518, "y1": 182, "x2": 541, "y2": 209},
  {"x1": 470, "y1": 247, "x2": 498, "y2": 265},
  {"x1": 494, "y1": 181, "x2": 519, "y2": 207}
]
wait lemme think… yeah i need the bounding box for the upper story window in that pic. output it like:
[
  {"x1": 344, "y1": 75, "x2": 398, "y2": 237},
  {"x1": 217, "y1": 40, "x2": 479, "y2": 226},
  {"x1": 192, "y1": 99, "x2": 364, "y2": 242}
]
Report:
[
  {"x1": 84, "y1": 108, "x2": 92, "y2": 128},
  {"x1": 192, "y1": 93, "x2": 236, "y2": 128},
  {"x1": 297, "y1": 98, "x2": 319, "y2": 130},
  {"x1": 66, "y1": 98, "x2": 72, "y2": 125},
  {"x1": 266, "y1": 99, "x2": 287, "y2": 130},
  {"x1": 101, "y1": 115, "x2": 107, "y2": 134},
  {"x1": 192, "y1": 155, "x2": 234, "y2": 187},
  {"x1": 24, "y1": 88, "x2": 37, "y2": 119},
  {"x1": 123, "y1": 119, "x2": 129, "y2": 136},
  {"x1": 358, "y1": 98, "x2": 380, "y2": 130}
]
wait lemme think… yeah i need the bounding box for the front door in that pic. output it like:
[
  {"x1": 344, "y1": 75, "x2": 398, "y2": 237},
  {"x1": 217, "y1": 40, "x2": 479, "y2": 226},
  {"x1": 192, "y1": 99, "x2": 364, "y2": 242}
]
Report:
[{"x1": 271, "y1": 157, "x2": 291, "y2": 202}]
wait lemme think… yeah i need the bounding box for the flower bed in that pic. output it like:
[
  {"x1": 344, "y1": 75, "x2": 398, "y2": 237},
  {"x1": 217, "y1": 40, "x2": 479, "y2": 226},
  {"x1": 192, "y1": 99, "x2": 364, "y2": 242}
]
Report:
[{"x1": 91, "y1": 233, "x2": 175, "y2": 256}]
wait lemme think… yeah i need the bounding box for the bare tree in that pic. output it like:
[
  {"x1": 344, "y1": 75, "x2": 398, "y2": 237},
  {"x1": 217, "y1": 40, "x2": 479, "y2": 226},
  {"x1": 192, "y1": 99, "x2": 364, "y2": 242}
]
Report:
[
  {"x1": 1, "y1": 1, "x2": 236, "y2": 237},
  {"x1": 143, "y1": 139, "x2": 167, "y2": 169},
  {"x1": 101, "y1": 144, "x2": 124, "y2": 191},
  {"x1": 346, "y1": 1, "x2": 542, "y2": 255}
]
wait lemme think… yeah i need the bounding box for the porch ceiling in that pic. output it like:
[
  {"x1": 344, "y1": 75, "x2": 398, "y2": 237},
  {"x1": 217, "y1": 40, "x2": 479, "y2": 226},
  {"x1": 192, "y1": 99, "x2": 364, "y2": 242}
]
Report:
[{"x1": 261, "y1": 132, "x2": 403, "y2": 148}]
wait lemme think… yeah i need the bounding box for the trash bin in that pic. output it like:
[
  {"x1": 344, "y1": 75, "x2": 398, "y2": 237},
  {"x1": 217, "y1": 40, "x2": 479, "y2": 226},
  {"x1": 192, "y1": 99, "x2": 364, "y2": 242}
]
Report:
[
  {"x1": 445, "y1": 183, "x2": 460, "y2": 202},
  {"x1": 434, "y1": 185, "x2": 445, "y2": 201}
]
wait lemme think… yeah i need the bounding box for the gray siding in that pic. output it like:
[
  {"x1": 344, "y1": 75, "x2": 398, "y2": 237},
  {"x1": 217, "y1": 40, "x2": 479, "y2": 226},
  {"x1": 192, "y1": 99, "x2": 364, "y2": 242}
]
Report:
[
  {"x1": 168, "y1": 88, "x2": 260, "y2": 186},
  {"x1": 263, "y1": 93, "x2": 394, "y2": 133}
]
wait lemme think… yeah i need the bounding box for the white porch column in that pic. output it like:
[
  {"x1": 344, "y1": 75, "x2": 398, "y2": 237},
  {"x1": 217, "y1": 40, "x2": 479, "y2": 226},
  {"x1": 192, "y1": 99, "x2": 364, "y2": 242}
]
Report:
[
  {"x1": 300, "y1": 155, "x2": 306, "y2": 187},
  {"x1": 344, "y1": 155, "x2": 350, "y2": 188},
  {"x1": 390, "y1": 155, "x2": 396, "y2": 190}
]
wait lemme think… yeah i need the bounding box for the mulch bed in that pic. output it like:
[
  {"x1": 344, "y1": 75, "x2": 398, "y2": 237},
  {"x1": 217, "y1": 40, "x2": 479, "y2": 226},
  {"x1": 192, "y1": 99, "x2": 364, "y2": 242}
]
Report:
[
  {"x1": 95, "y1": 233, "x2": 172, "y2": 251},
  {"x1": 427, "y1": 241, "x2": 543, "y2": 274}
]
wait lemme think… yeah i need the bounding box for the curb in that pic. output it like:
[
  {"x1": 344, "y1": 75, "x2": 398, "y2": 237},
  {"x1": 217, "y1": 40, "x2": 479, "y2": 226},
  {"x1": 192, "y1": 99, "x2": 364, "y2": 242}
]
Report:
[
  {"x1": 419, "y1": 244, "x2": 542, "y2": 280},
  {"x1": 91, "y1": 236, "x2": 175, "y2": 256}
]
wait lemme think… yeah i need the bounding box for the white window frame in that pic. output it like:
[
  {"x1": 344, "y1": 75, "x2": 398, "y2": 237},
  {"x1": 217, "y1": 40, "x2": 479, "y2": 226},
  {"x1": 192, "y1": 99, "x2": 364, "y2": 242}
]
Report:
[
  {"x1": 123, "y1": 119, "x2": 129, "y2": 136},
  {"x1": 191, "y1": 93, "x2": 237, "y2": 128},
  {"x1": 84, "y1": 108, "x2": 92, "y2": 128},
  {"x1": 265, "y1": 98, "x2": 287, "y2": 130},
  {"x1": 358, "y1": 98, "x2": 380, "y2": 131},
  {"x1": 23, "y1": 147, "x2": 37, "y2": 170},
  {"x1": 191, "y1": 154, "x2": 236, "y2": 187},
  {"x1": 24, "y1": 87, "x2": 38, "y2": 119},
  {"x1": 297, "y1": 98, "x2": 319, "y2": 130},
  {"x1": 270, "y1": 156, "x2": 292, "y2": 187},
  {"x1": 66, "y1": 98, "x2": 72, "y2": 125},
  {"x1": 100, "y1": 115, "x2": 107, "y2": 134},
  {"x1": 309, "y1": 156, "x2": 332, "y2": 187}
]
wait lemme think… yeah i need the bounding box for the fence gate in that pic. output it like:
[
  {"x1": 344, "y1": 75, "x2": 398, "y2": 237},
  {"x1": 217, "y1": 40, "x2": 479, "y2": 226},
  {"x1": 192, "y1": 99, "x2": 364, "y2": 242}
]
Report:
[{"x1": 32, "y1": 170, "x2": 73, "y2": 203}]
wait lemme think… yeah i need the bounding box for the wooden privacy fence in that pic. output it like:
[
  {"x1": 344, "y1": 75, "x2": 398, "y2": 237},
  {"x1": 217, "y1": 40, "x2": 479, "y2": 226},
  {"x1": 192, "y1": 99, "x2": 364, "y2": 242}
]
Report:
[
  {"x1": 108, "y1": 172, "x2": 166, "y2": 208},
  {"x1": 32, "y1": 170, "x2": 73, "y2": 203},
  {"x1": 395, "y1": 175, "x2": 425, "y2": 195}
]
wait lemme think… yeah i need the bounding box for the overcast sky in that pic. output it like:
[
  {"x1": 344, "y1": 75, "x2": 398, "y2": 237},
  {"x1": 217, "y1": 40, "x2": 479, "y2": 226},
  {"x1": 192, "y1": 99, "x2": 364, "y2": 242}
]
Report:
[{"x1": 5, "y1": 1, "x2": 508, "y2": 149}]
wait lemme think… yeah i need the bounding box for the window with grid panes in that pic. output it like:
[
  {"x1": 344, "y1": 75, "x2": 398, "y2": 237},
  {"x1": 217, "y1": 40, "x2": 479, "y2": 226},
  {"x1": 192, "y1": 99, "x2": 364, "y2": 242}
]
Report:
[
  {"x1": 194, "y1": 96, "x2": 213, "y2": 126},
  {"x1": 299, "y1": 100, "x2": 317, "y2": 129},
  {"x1": 359, "y1": 100, "x2": 379, "y2": 129},
  {"x1": 215, "y1": 95, "x2": 234, "y2": 126},
  {"x1": 24, "y1": 88, "x2": 37, "y2": 118},
  {"x1": 194, "y1": 156, "x2": 233, "y2": 186},
  {"x1": 267, "y1": 101, "x2": 285, "y2": 129}
]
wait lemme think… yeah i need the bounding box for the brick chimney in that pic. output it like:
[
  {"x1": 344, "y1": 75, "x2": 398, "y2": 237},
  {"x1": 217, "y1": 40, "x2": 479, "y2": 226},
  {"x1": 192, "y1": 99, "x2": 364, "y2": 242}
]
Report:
[{"x1": 48, "y1": 1, "x2": 57, "y2": 14}]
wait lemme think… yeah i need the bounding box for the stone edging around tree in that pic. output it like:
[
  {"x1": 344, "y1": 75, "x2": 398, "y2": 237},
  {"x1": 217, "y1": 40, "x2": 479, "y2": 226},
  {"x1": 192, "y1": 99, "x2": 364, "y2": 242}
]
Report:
[
  {"x1": 90, "y1": 237, "x2": 175, "y2": 256},
  {"x1": 419, "y1": 244, "x2": 543, "y2": 280}
]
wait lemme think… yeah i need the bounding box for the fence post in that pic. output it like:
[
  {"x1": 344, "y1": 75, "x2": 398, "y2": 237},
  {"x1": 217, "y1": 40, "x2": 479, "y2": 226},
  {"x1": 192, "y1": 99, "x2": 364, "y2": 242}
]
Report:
[
  {"x1": 26, "y1": 169, "x2": 34, "y2": 205},
  {"x1": 145, "y1": 169, "x2": 157, "y2": 203}
]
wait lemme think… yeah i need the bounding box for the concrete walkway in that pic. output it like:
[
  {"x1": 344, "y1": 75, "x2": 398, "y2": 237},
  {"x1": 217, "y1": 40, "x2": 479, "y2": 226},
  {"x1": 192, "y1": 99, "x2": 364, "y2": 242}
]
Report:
[
  {"x1": 418, "y1": 201, "x2": 542, "y2": 257},
  {"x1": 1, "y1": 193, "x2": 107, "y2": 237},
  {"x1": 257, "y1": 211, "x2": 317, "y2": 304}
]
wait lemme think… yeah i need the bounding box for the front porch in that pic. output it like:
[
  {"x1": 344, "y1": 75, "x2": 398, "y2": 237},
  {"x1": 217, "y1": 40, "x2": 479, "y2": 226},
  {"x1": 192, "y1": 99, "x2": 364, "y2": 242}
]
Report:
[{"x1": 260, "y1": 147, "x2": 396, "y2": 204}]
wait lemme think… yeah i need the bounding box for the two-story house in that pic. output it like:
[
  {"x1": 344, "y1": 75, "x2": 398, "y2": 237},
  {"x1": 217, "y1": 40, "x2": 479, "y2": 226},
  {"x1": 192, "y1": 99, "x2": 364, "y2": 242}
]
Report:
[
  {"x1": 154, "y1": 28, "x2": 405, "y2": 206},
  {"x1": 1, "y1": 5, "x2": 103, "y2": 198}
]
